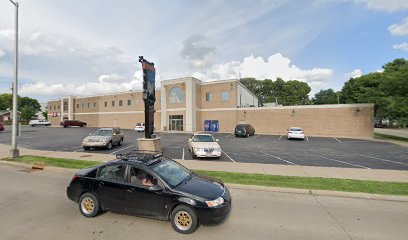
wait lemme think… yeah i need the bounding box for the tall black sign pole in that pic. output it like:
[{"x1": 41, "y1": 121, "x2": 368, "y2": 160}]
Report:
[{"x1": 139, "y1": 56, "x2": 156, "y2": 139}]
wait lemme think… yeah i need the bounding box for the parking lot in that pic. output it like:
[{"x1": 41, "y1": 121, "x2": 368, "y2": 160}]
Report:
[{"x1": 1, "y1": 126, "x2": 408, "y2": 170}]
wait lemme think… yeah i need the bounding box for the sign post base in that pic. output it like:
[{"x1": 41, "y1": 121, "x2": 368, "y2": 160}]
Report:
[{"x1": 137, "y1": 137, "x2": 161, "y2": 152}]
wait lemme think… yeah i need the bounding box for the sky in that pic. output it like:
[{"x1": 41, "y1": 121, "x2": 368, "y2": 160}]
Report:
[{"x1": 0, "y1": 0, "x2": 407, "y2": 103}]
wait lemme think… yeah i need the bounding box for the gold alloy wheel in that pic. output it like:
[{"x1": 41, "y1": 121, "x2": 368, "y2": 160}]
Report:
[
  {"x1": 81, "y1": 197, "x2": 95, "y2": 214},
  {"x1": 174, "y1": 211, "x2": 192, "y2": 231}
]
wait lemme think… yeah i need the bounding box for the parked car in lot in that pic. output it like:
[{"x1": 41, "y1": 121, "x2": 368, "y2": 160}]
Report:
[
  {"x1": 82, "y1": 128, "x2": 124, "y2": 150},
  {"x1": 188, "y1": 133, "x2": 221, "y2": 159},
  {"x1": 287, "y1": 127, "x2": 305, "y2": 140},
  {"x1": 0, "y1": 123, "x2": 4, "y2": 131},
  {"x1": 134, "y1": 122, "x2": 145, "y2": 132},
  {"x1": 66, "y1": 151, "x2": 231, "y2": 234},
  {"x1": 29, "y1": 119, "x2": 51, "y2": 127},
  {"x1": 61, "y1": 120, "x2": 87, "y2": 128},
  {"x1": 234, "y1": 124, "x2": 255, "y2": 137}
]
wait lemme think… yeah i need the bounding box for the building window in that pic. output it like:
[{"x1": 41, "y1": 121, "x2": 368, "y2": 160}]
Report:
[
  {"x1": 112, "y1": 101, "x2": 115, "y2": 107},
  {"x1": 82, "y1": 103, "x2": 85, "y2": 108},
  {"x1": 168, "y1": 87, "x2": 183, "y2": 104},
  {"x1": 127, "y1": 99, "x2": 131, "y2": 106},
  {"x1": 221, "y1": 91, "x2": 230, "y2": 101},
  {"x1": 76, "y1": 104, "x2": 79, "y2": 108},
  {"x1": 206, "y1": 92, "x2": 213, "y2": 101},
  {"x1": 119, "y1": 100, "x2": 123, "y2": 106},
  {"x1": 87, "y1": 103, "x2": 90, "y2": 108},
  {"x1": 93, "y1": 102, "x2": 96, "y2": 108},
  {"x1": 104, "y1": 101, "x2": 107, "y2": 107},
  {"x1": 58, "y1": 105, "x2": 60, "y2": 110}
]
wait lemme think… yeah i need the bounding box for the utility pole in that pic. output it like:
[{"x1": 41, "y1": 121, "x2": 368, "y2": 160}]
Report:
[{"x1": 9, "y1": 0, "x2": 19, "y2": 158}]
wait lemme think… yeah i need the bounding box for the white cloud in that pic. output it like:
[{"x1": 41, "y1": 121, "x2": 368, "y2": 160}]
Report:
[
  {"x1": 388, "y1": 17, "x2": 408, "y2": 36},
  {"x1": 344, "y1": 69, "x2": 362, "y2": 80},
  {"x1": 0, "y1": 49, "x2": 5, "y2": 59},
  {"x1": 393, "y1": 42, "x2": 408, "y2": 51},
  {"x1": 192, "y1": 53, "x2": 333, "y2": 90},
  {"x1": 353, "y1": 0, "x2": 408, "y2": 12},
  {"x1": 180, "y1": 35, "x2": 217, "y2": 69}
]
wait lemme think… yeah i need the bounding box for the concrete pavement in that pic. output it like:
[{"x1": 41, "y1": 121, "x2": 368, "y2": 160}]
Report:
[
  {"x1": 1, "y1": 143, "x2": 408, "y2": 183},
  {"x1": 1, "y1": 163, "x2": 408, "y2": 240},
  {"x1": 375, "y1": 128, "x2": 408, "y2": 139}
]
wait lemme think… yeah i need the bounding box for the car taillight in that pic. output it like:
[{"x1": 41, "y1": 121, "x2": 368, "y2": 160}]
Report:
[
  {"x1": 70, "y1": 175, "x2": 78, "y2": 184},
  {"x1": 288, "y1": 131, "x2": 293, "y2": 133},
  {"x1": 300, "y1": 131, "x2": 304, "y2": 134}
]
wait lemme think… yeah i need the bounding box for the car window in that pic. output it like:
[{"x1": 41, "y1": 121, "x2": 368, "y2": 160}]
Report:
[
  {"x1": 289, "y1": 128, "x2": 303, "y2": 131},
  {"x1": 96, "y1": 165, "x2": 126, "y2": 183},
  {"x1": 91, "y1": 129, "x2": 112, "y2": 136},
  {"x1": 129, "y1": 167, "x2": 158, "y2": 188},
  {"x1": 151, "y1": 160, "x2": 191, "y2": 187},
  {"x1": 193, "y1": 135, "x2": 215, "y2": 142}
]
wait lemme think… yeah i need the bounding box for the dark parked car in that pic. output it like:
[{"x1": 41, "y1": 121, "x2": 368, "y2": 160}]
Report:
[
  {"x1": 0, "y1": 123, "x2": 4, "y2": 132},
  {"x1": 61, "y1": 120, "x2": 87, "y2": 128},
  {"x1": 234, "y1": 124, "x2": 255, "y2": 137},
  {"x1": 66, "y1": 151, "x2": 232, "y2": 234}
]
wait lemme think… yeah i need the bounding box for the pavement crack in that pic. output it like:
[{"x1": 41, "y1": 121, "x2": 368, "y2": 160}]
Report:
[{"x1": 312, "y1": 195, "x2": 353, "y2": 240}]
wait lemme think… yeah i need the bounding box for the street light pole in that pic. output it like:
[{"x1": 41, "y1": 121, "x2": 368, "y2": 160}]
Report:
[{"x1": 9, "y1": 0, "x2": 19, "y2": 158}]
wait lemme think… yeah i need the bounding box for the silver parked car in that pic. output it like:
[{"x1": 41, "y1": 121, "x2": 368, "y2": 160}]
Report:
[
  {"x1": 188, "y1": 133, "x2": 222, "y2": 159},
  {"x1": 82, "y1": 128, "x2": 124, "y2": 151}
]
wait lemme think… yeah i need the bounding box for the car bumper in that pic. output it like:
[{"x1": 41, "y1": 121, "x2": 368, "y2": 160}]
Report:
[
  {"x1": 194, "y1": 150, "x2": 222, "y2": 158},
  {"x1": 134, "y1": 128, "x2": 144, "y2": 132},
  {"x1": 82, "y1": 142, "x2": 108, "y2": 147},
  {"x1": 234, "y1": 132, "x2": 246, "y2": 136},
  {"x1": 66, "y1": 186, "x2": 79, "y2": 202},
  {"x1": 196, "y1": 201, "x2": 231, "y2": 225},
  {"x1": 288, "y1": 133, "x2": 304, "y2": 139}
]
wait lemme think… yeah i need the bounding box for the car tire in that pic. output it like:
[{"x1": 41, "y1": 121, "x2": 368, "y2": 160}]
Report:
[
  {"x1": 106, "y1": 141, "x2": 113, "y2": 150},
  {"x1": 63, "y1": 125, "x2": 67, "y2": 128},
  {"x1": 118, "y1": 138, "x2": 123, "y2": 146},
  {"x1": 171, "y1": 205, "x2": 199, "y2": 234},
  {"x1": 246, "y1": 133, "x2": 249, "y2": 138},
  {"x1": 83, "y1": 146, "x2": 90, "y2": 151},
  {"x1": 82, "y1": 124, "x2": 87, "y2": 127},
  {"x1": 79, "y1": 193, "x2": 100, "y2": 218}
]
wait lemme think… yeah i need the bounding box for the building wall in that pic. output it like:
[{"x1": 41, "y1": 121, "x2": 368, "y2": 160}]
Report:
[
  {"x1": 199, "y1": 81, "x2": 237, "y2": 109},
  {"x1": 237, "y1": 82, "x2": 258, "y2": 107}
]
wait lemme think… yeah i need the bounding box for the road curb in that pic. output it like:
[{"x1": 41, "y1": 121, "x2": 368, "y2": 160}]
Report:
[{"x1": 226, "y1": 183, "x2": 408, "y2": 202}]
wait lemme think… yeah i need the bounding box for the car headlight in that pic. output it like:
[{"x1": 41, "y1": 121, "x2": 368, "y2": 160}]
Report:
[
  {"x1": 205, "y1": 197, "x2": 224, "y2": 207},
  {"x1": 214, "y1": 148, "x2": 221, "y2": 152},
  {"x1": 82, "y1": 139, "x2": 88, "y2": 143},
  {"x1": 194, "y1": 147, "x2": 205, "y2": 151}
]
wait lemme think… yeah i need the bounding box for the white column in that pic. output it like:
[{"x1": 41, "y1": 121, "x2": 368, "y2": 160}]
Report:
[
  {"x1": 60, "y1": 98, "x2": 64, "y2": 122},
  {"x1": 185, "y1": 78, "x2": 196, "y2": 132},
  {"x1": 160, "y1": 84, "x2": 167, "y2": 131},
  {"x1": 68, "y1": 96, "x2": 73, "y2": 120}
]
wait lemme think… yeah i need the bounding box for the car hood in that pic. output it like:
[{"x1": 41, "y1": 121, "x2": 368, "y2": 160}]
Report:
[
  {"x1": 175, "y1": 173, "x2": 224, "y2": 200},
  {"x1": 191, "y1": 142, "x2": 220, "y2": 149},
  {"x1": 83, "y1": 136, "x2": 111, "y2": 141}
]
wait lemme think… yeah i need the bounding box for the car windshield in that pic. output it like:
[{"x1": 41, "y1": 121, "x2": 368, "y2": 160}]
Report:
[
  {"x1": 91, "y1": 129, "x2": 112, "y2": 136},
  {"x1": 151, "y1": 160, "x2": 191, "y2": 187},
  {"x1": 290, "y1": 128, "x2": 303, "y2": 131},
  {"x1": 193, "y1": 135, "x2": 215, "y2": 142},
  {"x1": 136, "y1": 123, "x2": 143, "y2": 126},
  {"x1": 235, "y1": 125, "x2": 246, "y2": 130}
]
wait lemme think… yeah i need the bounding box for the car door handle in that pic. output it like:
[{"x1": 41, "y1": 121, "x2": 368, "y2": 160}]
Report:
[{"x1": 127, "y1": 188, "x2": 135, "y2": 193}]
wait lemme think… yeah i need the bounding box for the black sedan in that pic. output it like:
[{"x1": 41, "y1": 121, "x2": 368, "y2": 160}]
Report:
[{"x1": 66, "y1": 151, "x2": 232, "y2": 234}]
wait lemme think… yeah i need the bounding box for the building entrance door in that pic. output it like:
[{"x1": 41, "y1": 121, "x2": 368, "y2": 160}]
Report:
[{"x1": 169, "y1": 115, "x2": 183, "y2": 131}]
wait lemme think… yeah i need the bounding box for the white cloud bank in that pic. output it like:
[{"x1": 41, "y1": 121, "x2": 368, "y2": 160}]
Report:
[
  {"x1": 393, "y1": 42, "x2": 408, "y2": 51},
  {"x1": 344, "y1": 69, "x2": 363, "y2": 80},
  {"x1": 388, "y1": 17, "x2": 408, "y2": 36},
  {"x1": 192, "y1": 53, "x2": 333, "y2": 89},
  {"x1": 353, "y1": 0, "x2": 408, "y2": 12}
]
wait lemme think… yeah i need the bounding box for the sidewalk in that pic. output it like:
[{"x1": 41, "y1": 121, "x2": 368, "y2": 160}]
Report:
[
  {"x1": 375, "y1": 128, "x2": 408, "y2": 139},
  {"x1": 1, "y1": 143, "x2": 408, "y2": 182}
]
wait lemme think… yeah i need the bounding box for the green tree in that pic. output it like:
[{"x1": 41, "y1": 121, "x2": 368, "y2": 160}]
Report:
[
  {"x1": 0, "y1": 93, "x2": 12, "y2": 110},
  {"x1": 42, "y1": 111, "x2": 48, "y2": 120},
  {"x1": 313, "y1": 89, "x2": 338, "y2": 104}
]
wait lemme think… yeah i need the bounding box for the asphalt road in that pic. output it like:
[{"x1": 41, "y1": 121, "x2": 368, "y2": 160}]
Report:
[
  {"x1": 1, "y1": 126, "x2": 408, "y2": 170},
  {"x1": 0, "y1": 163, "x2": 407, "y2": 240}
]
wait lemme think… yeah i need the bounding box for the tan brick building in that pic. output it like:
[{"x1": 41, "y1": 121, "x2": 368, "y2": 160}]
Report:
[{"x1": 48, "y1": 77, "x2": 374, "y2": 137}]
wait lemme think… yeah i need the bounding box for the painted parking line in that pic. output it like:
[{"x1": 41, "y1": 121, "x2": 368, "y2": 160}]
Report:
[
  {"x1": 333, "y1": 137, "x2": 342, "y2": 143},
  {"x1": 306, "y1": 136, "x2": 309, "y2": 141},
  {"x1": 182, "y1": 148, "x2": 185, "y2": 160},
  {"x1": 355, "y1": 153, "x2": 408, "y2": 167},
  {"x1": 260, "y1": 151, "x2": 296, "y2": 165},
  {"x1": 110, "y1": 145, "x2": 135, "y2": 155},
  {"x1": 311, "y1": 154, "x2": 370, "y2": 169},
  {"x1": 222, "y1": 151, "x2": 237, "y2": 163},
  {"x1": 278, "y1": 135, "x2": 283, "y2": 140}
]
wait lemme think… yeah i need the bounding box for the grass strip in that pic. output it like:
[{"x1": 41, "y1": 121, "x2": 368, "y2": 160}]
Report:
[
  {"x1": 374, "y1": 132, "x2": 408, "y2": 142},
  {"x1": 2, "y1": 155, "x2": 408, "y2": 196}
]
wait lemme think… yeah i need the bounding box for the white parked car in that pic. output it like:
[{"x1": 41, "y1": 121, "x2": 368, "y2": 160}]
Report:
[
  {"x1": 29, "y1": 119, "x2": 51, "y2": 127},
  {"x1": 188, "y1": 133, "x2": 222, "y2": 159},
  {"x1": 287, "y1": 127, "x2": 305, "y2": 140},
  {"x1": 134, "y1": 122, "x2": 145, "y2": 132}
]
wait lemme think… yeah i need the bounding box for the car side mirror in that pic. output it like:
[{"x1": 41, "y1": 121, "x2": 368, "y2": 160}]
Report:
[
  {"x1": 149, "y1": 185, "x2": 163, "y2": 192},
  {"x1": 216, "y1": 139, "x2": 219, "y2": 142},
  {"x1": 113, "y1": 133, "x2": 116, "y2": 136},
  {"x1": 188, "y1": 138, "x2": 192, "y2": 142},
  {"x1": 89, "y1": 133, "x2": 92, "y2": 136}
]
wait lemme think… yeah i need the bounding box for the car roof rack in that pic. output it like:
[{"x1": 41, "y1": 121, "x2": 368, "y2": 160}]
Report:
[{"x1": 115, "y1": 150, "x2": 163, "y2": 165}]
